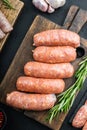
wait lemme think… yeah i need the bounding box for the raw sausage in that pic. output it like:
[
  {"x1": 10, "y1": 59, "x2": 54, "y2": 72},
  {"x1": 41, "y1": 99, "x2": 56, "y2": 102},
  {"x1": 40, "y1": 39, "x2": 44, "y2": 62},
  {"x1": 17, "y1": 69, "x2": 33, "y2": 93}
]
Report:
[
  {"x1": 0, "y1": 11, "x2": 13, "y2": 33},
  {"x1": 72, "y1": 101, "x2": 87, "y2": 128},
  {"x1": 33, "y1": 29, "x2": 80, "y2": 48},
  {"x1": 83, "y1": 121, "x2": 87, "y2": 130},
  {"x1": 24, "y1": 61, "x2": 74, "y2": 79},
  {"x1": 16, "y1": 76, "x2": 65, "y2": 94},
  {"x1": 0, "y1": 29, "x2": 5, "y2": 39},
  {"x1": 33, "y1": 46, "x2": 76, "y2": 63},
  {"x1": 6, "y1": 91, "x2": 57, "y2": 111}
]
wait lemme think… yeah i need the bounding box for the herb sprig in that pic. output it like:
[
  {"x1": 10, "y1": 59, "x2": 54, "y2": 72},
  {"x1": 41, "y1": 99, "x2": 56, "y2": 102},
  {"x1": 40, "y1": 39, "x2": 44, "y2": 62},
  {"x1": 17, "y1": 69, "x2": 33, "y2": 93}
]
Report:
[
  {"x1": 47, "y1": 56, "x2": 87, "y2": 123},
  {"x1": 2, "y1": 0, "x2": 14, "y2": 9}
]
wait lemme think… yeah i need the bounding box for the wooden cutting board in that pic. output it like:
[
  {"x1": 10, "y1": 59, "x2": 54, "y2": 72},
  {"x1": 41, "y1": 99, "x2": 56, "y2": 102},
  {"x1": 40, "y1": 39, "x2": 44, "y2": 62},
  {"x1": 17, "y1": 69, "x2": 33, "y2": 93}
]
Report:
[
  {"x1": 0, "y1": 0, "x2": 24, "y2": 51},
  {"x1": 0, "y1": 5, "x2": 87, "y2": 130}
]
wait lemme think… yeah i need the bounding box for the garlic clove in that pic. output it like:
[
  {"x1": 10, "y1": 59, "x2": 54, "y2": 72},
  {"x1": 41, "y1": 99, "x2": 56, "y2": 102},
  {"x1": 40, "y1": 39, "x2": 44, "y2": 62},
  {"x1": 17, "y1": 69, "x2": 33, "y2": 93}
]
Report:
[
  {"x1": 32, "y1": 0, "x2": 48, "y2": 12},
  {"x1": 45, "y1": 0, "x2": 66, "y2": 9},
  {"x1": 47, "y1": 5, "x2": 55, "y2": 13}
]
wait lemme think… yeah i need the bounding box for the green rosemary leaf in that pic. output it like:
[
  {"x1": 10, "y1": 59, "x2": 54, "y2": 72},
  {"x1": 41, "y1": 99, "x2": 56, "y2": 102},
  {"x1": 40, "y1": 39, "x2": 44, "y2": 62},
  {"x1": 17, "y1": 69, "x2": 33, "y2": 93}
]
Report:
[
  {"x1": 2, "y1": 0, "x2": 14, "y2": 9},
  {"x1": 46, "y1": 56, "x2": 87, "y2": 123}
]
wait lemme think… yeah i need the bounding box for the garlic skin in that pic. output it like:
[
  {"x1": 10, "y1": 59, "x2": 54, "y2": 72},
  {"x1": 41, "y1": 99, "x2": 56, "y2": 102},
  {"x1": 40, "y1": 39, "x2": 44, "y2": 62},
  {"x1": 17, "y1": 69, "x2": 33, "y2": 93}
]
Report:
[
  {"x1": 46, "y1": 0, "x2": 66, "y2": 9},
  {"x1": 32, "y1": 0, "x2": 48, "y2": 12},
  {"x1": 47, "y1": 5, "x2": 55, "y2": 13},
  {"x1": 32, "y1": 0, "x2": 66, "y2": 13}
]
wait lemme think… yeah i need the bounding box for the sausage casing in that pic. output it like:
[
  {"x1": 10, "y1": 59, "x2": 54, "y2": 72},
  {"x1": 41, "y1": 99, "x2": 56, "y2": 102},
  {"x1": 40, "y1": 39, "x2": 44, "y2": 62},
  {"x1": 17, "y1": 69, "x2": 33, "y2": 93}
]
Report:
[
  {"x1": 16, "y1": 76, "x2": 65, "y2": 94},
  {"x1": 0, "y1": 29, "x2": 5, "y2": 39},
  {"x1": 6, "y1": 91, "x2": 57, "y2": 111},
  {"x1": 33, "y1": 29, "x2": 80, "y2": 48},
  {"x1": 82, "y1": 121, "x2": 87, "y2": 130},
  {"x1": 72, "y1": 101, "x2": 87, "y2": 128},
  {"x1": 24, "y1": 61, "x2": 74, "y2": 79},
  {"x1": 0, "y1": 11, "x2": 13, "y2": 33},
  {"x1": 33, "y1": 46, "x2": 76, "y2": 63}
]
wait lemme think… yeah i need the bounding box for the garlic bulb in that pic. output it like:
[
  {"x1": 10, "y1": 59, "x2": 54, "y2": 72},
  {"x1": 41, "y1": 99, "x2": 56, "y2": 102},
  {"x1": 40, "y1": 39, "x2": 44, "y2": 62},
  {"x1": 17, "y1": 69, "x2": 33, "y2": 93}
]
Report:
[
  {"x1": 32, "y1": 0, "x2": 48, "y2": 12},
  {"x1": 48, "y1": 5, "x2": 55, "y2": 13},
  {"x1": 46, "y1": 0, "x2": 66, "y2": 9},
  {"x1": 32, "y1": 0, "x2": 66, "y2": 13}
]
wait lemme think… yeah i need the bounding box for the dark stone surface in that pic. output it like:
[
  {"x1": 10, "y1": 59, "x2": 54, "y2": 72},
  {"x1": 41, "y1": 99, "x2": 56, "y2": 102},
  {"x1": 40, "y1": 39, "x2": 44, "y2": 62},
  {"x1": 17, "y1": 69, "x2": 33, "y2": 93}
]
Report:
[{"x1": 0, "y1": 0, "x2": 87, "y2": 130}]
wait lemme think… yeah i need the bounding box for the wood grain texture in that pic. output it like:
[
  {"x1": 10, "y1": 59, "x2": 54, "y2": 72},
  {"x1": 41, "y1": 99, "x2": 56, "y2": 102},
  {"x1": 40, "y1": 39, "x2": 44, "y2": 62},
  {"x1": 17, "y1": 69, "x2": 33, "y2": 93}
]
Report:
[
  {"x1": 63, "y1": 5, "x2": 87, "y2": 33},
  {"x1": 63, "y1": 5, "x2": 79, "y2": 29},
  {"x1": 69, "y1": 9, "x2": 87, "y2": 33},
  {"x1": 0, "y1": 5, "x2": 87, "y2": 130},
  {"x1": 0, "y1": 0, "x2": 24, "y2": 51}
]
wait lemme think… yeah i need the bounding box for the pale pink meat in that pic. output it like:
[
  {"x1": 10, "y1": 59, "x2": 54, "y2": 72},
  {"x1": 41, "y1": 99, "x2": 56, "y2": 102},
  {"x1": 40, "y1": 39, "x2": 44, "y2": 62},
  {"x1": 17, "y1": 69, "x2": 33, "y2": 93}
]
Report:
[
  {"x1": 0, "y1": 28, "x2": 5, "y2": 39},
  {"x1": 33, "y1": 29, "x2": 80, "y2": 48},
  {"x1": 82, "y1": 121, "x2": 87, "y2": 130},
  {"x1": 0, "y1": 11, "x2": 13, "y2": 33},
  {"x1": 33, "y1": 46, "x2": 76, "y2": 63},
  {"x1": 72, "y1": 101, "x2": 87, "y2": 128},
  {"x1": 24, "y1": 61, "x2": 74, "y2": 79},
  {"x1": 16, "y1": 76, "x2": 65, "y2": 94},
  {"x1": 6, "y1": 91, "x2": 57, "y2": 110}
]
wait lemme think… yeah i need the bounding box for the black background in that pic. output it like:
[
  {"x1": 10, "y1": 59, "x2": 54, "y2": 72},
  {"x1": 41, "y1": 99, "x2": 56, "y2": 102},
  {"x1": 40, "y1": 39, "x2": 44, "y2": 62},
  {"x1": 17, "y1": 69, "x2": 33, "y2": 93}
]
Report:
[{"x1": 0, "y1": 0, "x2": 87, "y2": 130}]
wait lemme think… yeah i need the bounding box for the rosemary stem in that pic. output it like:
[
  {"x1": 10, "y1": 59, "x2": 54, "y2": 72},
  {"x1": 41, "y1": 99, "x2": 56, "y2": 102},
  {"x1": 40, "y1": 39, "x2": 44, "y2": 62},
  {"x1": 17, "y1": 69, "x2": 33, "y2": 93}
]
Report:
[
  {"x1": 46, "y1": 56, "x2": 87, "y2": 123},
  {"x1": 2, "y1": 0, "x2": 14, "y2": 9}
]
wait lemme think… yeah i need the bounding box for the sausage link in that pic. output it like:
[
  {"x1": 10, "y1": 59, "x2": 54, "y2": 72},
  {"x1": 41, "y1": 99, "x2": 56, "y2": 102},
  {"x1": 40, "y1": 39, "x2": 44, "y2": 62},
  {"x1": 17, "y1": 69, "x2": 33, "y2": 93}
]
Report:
[
  {"x1": 16, "y1": 76, "x2": 65, "y2": 94},
  {"x1": 33, "y1": 29, "x2": 80, "y2": 48},
  {"x1": 6, "y1": 91, "x2": 57, "y2": 111},
  {"x1": 33, "y1": 46, "x2": 76, "y2": 63},
  {"x1": 0, "y1": 11, "x2": 13, "y2": 33},
  {"x1": 24, "y1": 61, "x2": 74, "y2": 79},
  {"x1": 72, "y1": 101, "x2": 87, "y2": 128},
  {"x1": 82, "y1": 121, "x2": 87, "y2": 130},
  {"x1": 0, "y1": 29, "x2": 5, "y2": 39}
]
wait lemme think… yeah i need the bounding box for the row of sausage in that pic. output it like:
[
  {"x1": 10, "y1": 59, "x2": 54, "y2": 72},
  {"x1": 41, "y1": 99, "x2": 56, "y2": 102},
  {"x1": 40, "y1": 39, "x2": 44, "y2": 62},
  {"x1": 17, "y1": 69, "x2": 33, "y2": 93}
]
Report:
[
  {"x1": 6, "y1": 29, "x2": 80, "y2": 111},
  {"x1": 0, "y1": 10, "x2": 13, "y2": 39},
  {"x1": 72, "y1": 100, "x2": 87, "y2": 130}
]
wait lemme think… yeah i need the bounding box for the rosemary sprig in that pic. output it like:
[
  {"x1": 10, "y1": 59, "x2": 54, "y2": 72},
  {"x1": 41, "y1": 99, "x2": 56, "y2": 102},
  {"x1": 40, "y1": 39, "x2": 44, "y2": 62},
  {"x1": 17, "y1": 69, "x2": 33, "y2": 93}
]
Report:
[
  {"x1": 47, "y1": 56, "x2": 87, "y2": 123},
  {"x1": 2, "y1": 0, "x2": 14, "y2": 9}
]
